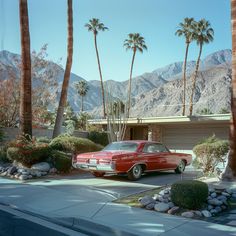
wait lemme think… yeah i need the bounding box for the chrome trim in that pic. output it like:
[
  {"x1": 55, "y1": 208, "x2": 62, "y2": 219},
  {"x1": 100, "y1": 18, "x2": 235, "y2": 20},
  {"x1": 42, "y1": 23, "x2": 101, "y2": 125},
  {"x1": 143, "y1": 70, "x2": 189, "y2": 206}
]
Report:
[
  {"x1": 127, "y1": 162, "x2": 147, "y2": 172},
  {"x1": 74, "y1": 163, "x2": 115, "y2": 172}
]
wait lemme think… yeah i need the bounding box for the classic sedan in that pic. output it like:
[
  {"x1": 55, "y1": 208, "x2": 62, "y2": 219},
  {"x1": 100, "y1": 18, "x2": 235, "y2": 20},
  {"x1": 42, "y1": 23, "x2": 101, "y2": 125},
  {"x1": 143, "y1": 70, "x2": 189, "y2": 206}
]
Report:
[{"x1": 72, "y1": 140, "x2": 192, "y2": 180}]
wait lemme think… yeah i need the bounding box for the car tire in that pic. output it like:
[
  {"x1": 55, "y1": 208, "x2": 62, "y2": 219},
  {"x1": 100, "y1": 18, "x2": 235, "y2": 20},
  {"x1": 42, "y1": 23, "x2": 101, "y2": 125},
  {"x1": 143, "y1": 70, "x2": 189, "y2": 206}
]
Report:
[
  {"x1": 91, "y1": 172, "x2": 105, "y2": 177},
  {"x1": 127, "y1": 165, "x2": 143, "y2": 181},
  {"x1": 175, "y1": 160, "x2": 186, "y2": 174}
]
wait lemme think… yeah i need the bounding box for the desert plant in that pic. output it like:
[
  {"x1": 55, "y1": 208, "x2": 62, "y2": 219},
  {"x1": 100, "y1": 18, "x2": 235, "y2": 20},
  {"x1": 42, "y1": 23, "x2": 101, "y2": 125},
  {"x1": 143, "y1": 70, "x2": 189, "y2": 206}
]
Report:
[
  {"x1": 50, "y1": 150, "x2": 71, "y2": 173},
  {"x1": 88, "y1": 131, "x2": 109, "y2": 146},
  {"x1": 49, "y1": 135, "x2": 101, "y2": 154},
  {"x1": 193, "y1": 135, "x2": 229, "y2": 174},
  {"x1": 171, "y1": 180, "x2": 208, "y2": 209}
]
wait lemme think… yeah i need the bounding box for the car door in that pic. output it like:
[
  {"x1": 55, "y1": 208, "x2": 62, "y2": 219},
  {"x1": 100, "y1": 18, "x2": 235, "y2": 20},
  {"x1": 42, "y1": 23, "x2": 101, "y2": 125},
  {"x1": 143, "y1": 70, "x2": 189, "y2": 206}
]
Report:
[{"x1": 141, "y1": 143, "x2": 168, "y2": 170}]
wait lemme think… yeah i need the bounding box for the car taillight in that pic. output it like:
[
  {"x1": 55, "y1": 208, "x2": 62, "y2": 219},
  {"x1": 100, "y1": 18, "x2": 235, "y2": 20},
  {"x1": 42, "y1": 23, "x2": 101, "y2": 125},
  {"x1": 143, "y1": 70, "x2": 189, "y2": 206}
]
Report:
[{"x1": 99, "y1": 159, "x2": 111, "y2": 165}]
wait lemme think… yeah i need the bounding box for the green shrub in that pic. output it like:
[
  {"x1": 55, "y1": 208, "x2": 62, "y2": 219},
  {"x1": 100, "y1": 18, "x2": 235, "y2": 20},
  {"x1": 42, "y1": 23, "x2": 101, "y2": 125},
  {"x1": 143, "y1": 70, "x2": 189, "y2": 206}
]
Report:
[
  {"x1": 49, "y1": 135, "x2": 101, "y2": 154},
  {"x1": 50, "y1": 150, "x2": 71, "y2": 173},
  {"x1": 88, "y1": 131, "x2": 109, "y2": 146},
  {"x1": 6, "y1": 137, "x2": 51, "y2": 167},
  {"x1": 0, "y1": 146, "x2": 9, "y2": 163},
  {"x1": 37, "y1": 136, "x2": 51, "y2": 144},
  {"x1": 193, "y1": 135, "x2": 229, "y2": 174},
  {"x1": 171, "y1": 180, "x2": 208, "y2": 209}
]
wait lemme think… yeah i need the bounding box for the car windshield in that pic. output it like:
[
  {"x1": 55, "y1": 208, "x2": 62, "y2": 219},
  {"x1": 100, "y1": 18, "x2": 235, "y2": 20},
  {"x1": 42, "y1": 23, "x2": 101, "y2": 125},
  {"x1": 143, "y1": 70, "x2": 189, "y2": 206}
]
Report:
[{"x1": 103, "y1": 142, "x2": 138, "y2": 152}]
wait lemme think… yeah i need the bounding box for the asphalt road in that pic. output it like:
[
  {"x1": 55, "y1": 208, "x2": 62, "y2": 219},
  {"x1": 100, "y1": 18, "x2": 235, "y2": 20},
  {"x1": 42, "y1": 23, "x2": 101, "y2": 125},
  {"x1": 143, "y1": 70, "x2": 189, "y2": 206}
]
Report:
[{"x1": 0, "y1": 207, "x2": 87, "y2": 236}]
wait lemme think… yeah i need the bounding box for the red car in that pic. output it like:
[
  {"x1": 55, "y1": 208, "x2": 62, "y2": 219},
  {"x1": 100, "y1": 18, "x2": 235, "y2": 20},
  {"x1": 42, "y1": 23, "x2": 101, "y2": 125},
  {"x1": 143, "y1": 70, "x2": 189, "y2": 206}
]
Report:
[{"x1": 72, "y1": 140, "x2": 192, "y2": 180}]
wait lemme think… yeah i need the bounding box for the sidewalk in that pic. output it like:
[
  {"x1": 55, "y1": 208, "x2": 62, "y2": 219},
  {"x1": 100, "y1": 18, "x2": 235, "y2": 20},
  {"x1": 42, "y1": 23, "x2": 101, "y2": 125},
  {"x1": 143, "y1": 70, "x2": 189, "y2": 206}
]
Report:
[{"x1": 0, "y1": 177, "x2": 236, "y2": 235}]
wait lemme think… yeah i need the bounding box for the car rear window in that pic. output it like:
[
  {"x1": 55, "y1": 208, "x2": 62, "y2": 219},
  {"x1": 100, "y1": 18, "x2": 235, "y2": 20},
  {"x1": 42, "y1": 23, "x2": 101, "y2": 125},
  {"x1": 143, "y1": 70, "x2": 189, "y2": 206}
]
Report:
[{"x1": 103, "y1": 142, "x2": 138, "y2": 152}]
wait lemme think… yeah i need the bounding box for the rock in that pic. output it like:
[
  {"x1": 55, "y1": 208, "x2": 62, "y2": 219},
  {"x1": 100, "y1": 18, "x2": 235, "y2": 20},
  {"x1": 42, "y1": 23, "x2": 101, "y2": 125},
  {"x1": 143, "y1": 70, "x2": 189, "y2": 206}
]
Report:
[
  {"x1": 31, "y1": 162, "x2": 50, "y2": 172},
  {"x1": 214, "y1": 187, "x2": 226, "y2": 194},
  {"x1": 217, "y1": 195, "x2": 227, "y2": 201},
  {"x1": 210, "y1": 209, "x2": 217, "y2": 215},
  {"x1": 21, "y1": 171, "x2": 29, "y2": 175},
  {"x1": 168, "y1": 202, "x2": 175, "y2": 208},
  {"x1": 208, "y1": 205, "x2": 214, "y2": 210},
  {"x1": 215, "y1": 206, "x2": 222, "y2": 213},
  {"x1": 210, "y1": 192, "x2": 217, "y2": 198},
  {"x1": 201, "y1": 210, "x2": 212, "y2": 218},
  {"x1": 153, "y1": 194, "x2": 160, "y2": 201},
  {"x1": 162, "y1": 194, "x2": 169, "y2": 199},
  {"x1": 167, "y1": 206, "x2": 179, "y2": 215},
  {"x1": 7, "y1": 166, "x2": 17, "y2": 175},
  {"x1": 221, "y1": 205, "x2": 227, "y2": 210},
  {"x1": 154, "y1": 203, "x2": 170, "y2": 212},
  {"x1": 49, "y1": 168, "x2": 57, "y2": 174},
  {"x1": 19, "y1": 175, "x2": 28, "y2": 181},
  {"x1": 231, "y1": 193, "x2": 236, "y2": 199},
  {"x1": 139, "y1": 196, "x2": 155, "y2": 207},
  {"x1": 207, "y1": 196, "x2": 212, "y2": 200},
  {"x1": 181, "y1": 212, "x2": 194, "y2": 218},
  {"x1": 194, "y1": 211, "x2": 202, "y2": 217},
  {"x1": 226, "y1": 189, "x2": 232, "y2": 194},
  {"x1": 159, "y1": 189, "x2": 169, "y2": 196},
  {"x1": 222, "y1": 192, "x2": 231, "y2": 197},
  {"x1": 157, "y1": 196, "x2": 165, "y2": 202},
  {"x1": 208, "y1": 199, "x2": 223, "y2": 206},
  {"x1": 145, "y1": 202, "x2": 156, "y2": 210},
  {"x1": 163, "y1": 199, "x2": 169, "y2": 203},
  {"x1": 35, "y1": 172, "x2": 42, "y2": 178},
  {"x1": 41, "y1": 171, "x2": 47, "y2": 176},
  {"x1": 0, "y1": 171, "x2": 7, "y2": 176},
  {"x1": 28, "y1": 175, "x2": 32, "y2": 179}
]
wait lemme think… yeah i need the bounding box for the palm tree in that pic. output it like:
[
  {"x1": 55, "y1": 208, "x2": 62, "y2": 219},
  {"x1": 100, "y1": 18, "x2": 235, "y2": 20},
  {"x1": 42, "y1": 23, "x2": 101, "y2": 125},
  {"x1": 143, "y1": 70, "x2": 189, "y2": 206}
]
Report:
[
  {"x1": 124, "y1": 33, "x2": 147, "y2": 117},
  {"x1": 175, "y1": 18, "x2": 195, "y2": 116},
  {"x1": 53, "y1": 0, "x2": 73, "y2": 138},
  {"x1": 221, "y1": 0, "x2": 236, "y2": 180},
  {"x1": 189, "y1": 19, "x2": 214, "y2": 116},
  {"x1": 75, "y1": 80, "x2": 89, "y2": 112},
  {"x1": 85, "y1": 18, "x2": 108, "y2": 118},
  {"x1": 19, "y1": 0, "x2": 32, "y2": 138}
]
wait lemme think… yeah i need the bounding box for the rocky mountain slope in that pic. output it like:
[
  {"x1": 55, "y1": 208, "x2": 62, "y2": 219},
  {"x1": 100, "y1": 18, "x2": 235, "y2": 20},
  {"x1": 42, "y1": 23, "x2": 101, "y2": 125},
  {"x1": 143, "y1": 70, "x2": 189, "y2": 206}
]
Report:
[{"x1": 0, "y1": 49, "x2": 232, "y2": 117}]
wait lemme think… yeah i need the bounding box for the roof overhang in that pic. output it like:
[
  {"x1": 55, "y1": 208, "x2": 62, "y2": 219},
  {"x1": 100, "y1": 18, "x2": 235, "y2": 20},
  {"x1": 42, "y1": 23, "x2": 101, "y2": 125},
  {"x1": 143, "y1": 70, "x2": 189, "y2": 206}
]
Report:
[{"x1": 88, "y1": 114, "x2": 231, "y2": 126}]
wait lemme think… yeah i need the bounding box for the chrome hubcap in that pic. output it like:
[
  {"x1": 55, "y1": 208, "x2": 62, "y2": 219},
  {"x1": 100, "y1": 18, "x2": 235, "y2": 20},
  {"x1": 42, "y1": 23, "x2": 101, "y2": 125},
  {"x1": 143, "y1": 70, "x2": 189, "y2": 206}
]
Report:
[
  {"x1": 133, "y1": 166, "x2": 141, "y2": 177},
  {"x1": 179, "y1": 161, "x2": 185, "y2": 171}
]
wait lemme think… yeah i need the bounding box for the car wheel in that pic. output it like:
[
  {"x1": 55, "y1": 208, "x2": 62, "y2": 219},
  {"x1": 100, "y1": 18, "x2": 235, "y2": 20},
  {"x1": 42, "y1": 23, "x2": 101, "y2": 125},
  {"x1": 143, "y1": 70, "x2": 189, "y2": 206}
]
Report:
[
  {"x1": 91, "y1": 172, "x2": 105, "y2": 177},
  {"x1": 127, "y1": 165, "x2": 143, "y2": 180},
  {"x1": 175, "y1": 160, "x2": 186, "y2": 174}
]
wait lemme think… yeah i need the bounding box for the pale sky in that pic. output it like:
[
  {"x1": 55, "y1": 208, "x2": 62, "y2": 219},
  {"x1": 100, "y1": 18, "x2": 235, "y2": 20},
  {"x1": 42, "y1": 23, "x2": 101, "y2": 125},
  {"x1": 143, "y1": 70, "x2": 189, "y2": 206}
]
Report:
[{"x1": 0, "y1": 0, "x2": 231, "y2": 82}]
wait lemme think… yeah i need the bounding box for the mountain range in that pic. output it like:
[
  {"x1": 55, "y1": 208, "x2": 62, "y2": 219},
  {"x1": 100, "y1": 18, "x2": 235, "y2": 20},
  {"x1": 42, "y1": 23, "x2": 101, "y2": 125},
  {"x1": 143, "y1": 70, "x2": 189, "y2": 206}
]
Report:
[{"x1": 0, "y1": 49, "x2": 232, "y2": 117}]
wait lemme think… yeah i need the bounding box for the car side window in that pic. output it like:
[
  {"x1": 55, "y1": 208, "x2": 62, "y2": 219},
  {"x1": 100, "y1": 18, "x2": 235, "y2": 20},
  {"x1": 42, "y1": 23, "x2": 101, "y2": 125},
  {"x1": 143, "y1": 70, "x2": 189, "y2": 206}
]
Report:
[{"x1": 143, "y1": 143, "x2": 168, "y2": 153}]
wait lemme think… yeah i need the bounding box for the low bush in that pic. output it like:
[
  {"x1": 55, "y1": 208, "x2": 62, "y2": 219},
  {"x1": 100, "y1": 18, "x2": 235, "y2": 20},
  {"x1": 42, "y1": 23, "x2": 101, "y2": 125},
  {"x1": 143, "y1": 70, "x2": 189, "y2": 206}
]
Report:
[
  {"x1": 88, "y1": 131, "x2": 109, "y2": 146},
  {"x1": 0, "y1": 129, "x2": 4, "y2": 142},
  {"x1": 50, "y1": 150, "x2": 71, "y2": 173},
  {"x1": 171, "y1": 180, "x2": 208, "y2": 209},
  {"x1": 6, "y1": 136, "x2": 51, "y2": 167},
  {"x1": 193, "y1": 135, "x2": 229, "y2": 174},
  {"x1": 49, "y1": 135, "x2": 102, "y2": 154}
]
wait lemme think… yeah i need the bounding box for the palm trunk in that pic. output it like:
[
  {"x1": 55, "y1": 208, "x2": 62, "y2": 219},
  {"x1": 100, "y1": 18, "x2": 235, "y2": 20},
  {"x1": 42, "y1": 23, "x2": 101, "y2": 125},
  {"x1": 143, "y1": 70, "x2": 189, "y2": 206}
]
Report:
[
  {"x1": 182, "y1": 42, "x2": 190, "y2": 116},
  {"x1": 19, "y1": 0, "x2": 32, "y2": 138},
  {"x1": 221, "y1": 0, "x2": 236, "y2": 180},
  {"x1": 189, "y1": 43, "x2": 203, "y2": 116},
  {"x1": 127, "y1": 49, "x2": 136, "y2": 118},
  {"x1": 53, "y1": 0, "x2": 73, "y2": 138},
  {"x1": 94, "y1": 34, "x2": 106, "y2": 118},
  {"x1": 81, "y1": 95, "x2": 84, "y2": 112}
]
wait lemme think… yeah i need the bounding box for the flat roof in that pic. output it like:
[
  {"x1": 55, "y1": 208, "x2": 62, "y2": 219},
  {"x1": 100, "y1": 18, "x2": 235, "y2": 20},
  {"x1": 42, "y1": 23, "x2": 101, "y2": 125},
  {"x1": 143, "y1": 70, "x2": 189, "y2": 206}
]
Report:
[{"x1": 88, "y1": 114, "x2": 231, "y2": 125}]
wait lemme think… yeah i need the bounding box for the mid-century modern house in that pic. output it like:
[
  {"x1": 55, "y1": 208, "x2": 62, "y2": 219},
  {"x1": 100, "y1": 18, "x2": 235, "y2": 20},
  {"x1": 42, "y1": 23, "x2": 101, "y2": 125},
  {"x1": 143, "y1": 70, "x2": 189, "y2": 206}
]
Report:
[{"x1": 89, "y1": 114, "x2": 231, "y2": 155}]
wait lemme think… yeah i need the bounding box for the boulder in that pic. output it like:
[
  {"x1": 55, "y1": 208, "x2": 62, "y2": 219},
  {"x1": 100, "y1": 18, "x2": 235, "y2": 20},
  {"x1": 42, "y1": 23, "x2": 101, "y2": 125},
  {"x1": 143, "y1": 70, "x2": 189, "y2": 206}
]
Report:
[
  {"x1": 7, "y1": 166, "x2": 17, "y2": 175},
  {"x1": 201, "y1": 210, "x2": 212, "y2": 218},
  {"x1": 154, "y1": 203, "x2": 169, "y2": 212},
  {"x1": 139, "y1": 196, "x2": 155, "y2": 207},
  {"x1": 215, "y1": 206, "x2": 222, "y2": 213},
  {"x1": 217, "y1": 195, "x2": 227, "y2": 201},
  {"x1": 181, "y1": 212, "x2": 194, "y2": 218},
  {"x1": 49, "y1": 168, "x2": 57, "y2": 174},
  {"x1": 210, "y1": 209, "x2": 217, "y2": 215},
  {"x1": 208, "y1": 199, "x2": 223, "y2": 206},
  {"x1": 31, "y1": 162, "x2": 50, "y2": 172},
  {"x1": 231, "y1": 193, "x2": 236, "y2": 199},
  {"x1": 210, "y1": 192, "x2": 217, "y2": 198},
  {"x1": 207, "y1": 205, "x2": 213, "y2": 210},
  {"x1": 194, "y1": 211, "x2": 202, "y2": 217},
  {"x1": 168, "y1": 202, "x2": 175, "y2": 208},
  {"x1": 145, "y1": 202, "x2": 156, "y2": 210},
  {"x1": 167, "y1": 206, "x2": 179, "y2": 215},
  {"x1": 19, "y1": 175, "x2": 28, "y2": 181}
]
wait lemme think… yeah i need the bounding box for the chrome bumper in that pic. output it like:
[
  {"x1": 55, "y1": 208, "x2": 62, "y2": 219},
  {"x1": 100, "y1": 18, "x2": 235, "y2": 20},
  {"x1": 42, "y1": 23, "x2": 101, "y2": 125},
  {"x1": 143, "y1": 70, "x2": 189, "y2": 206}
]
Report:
[{"x1": 72, "y1": 163, "x2": 115, "y2": 172}]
